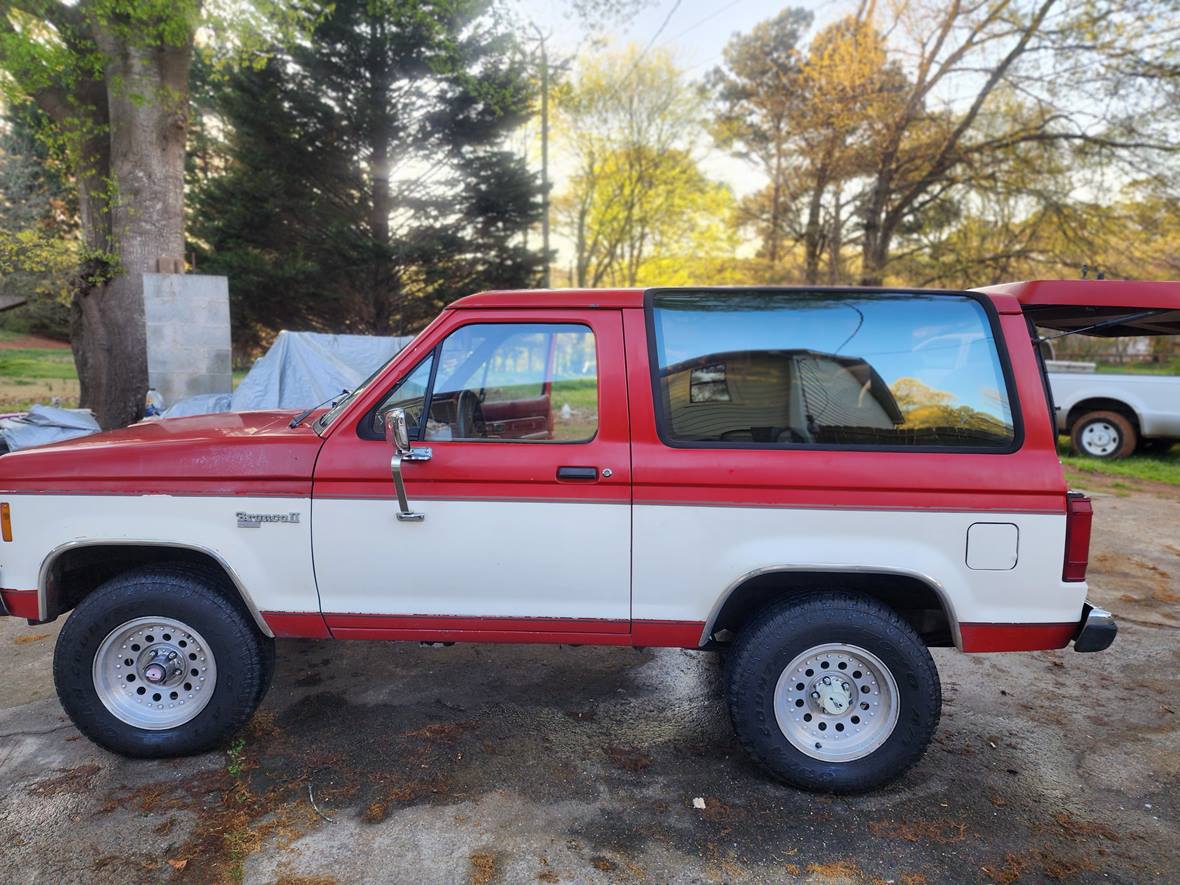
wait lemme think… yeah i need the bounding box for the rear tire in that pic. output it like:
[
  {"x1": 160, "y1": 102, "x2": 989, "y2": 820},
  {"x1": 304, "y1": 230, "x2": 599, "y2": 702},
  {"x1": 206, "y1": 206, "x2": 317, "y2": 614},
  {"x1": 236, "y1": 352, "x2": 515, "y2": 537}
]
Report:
[
  {"x1": 725, "y1": 593, "x2": 940, "y2": 793},
  {"x1": 1070, "y1": 410, "x2": 1136, "y2": 459},
  {"x1": 53, "y1": 565, "x2": 275, "y2": 758}
]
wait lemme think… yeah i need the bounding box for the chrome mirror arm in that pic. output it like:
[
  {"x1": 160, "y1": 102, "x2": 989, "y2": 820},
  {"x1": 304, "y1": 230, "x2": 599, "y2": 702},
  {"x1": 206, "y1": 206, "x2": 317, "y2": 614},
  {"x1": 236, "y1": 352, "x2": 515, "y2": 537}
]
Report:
[{"x1": 384, "y1": 408, "x2": 431, "y2": 522}]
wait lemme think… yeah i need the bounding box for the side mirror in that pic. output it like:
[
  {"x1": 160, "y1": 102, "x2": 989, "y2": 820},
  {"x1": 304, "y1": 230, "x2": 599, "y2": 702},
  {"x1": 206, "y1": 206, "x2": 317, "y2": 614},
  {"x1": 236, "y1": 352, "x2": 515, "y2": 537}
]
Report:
[
  {"x1": 382, "y1": 408, "x2": 431, "y2": 523},
  {"x1": 384, "y1": 407, "x2": 412, "y2": 455}
]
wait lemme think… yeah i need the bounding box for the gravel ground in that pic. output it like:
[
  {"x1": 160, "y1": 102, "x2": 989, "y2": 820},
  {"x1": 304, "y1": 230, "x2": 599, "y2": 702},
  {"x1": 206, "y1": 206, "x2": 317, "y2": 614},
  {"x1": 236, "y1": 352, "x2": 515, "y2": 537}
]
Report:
[{"x1": 1, "y1": 477, "x2": 1177, "y2": 884}]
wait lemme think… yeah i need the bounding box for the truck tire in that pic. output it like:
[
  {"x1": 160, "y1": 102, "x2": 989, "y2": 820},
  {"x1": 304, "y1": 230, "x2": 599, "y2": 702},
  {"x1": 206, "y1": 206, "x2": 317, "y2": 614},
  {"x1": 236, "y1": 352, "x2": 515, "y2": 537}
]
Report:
[
  {"x1": 725, "y1": 593, "x2": 940, "y2": 793},
  {"x1": 1070, "y1": 410, "x2": 1136, "y2": 459},
  {"x1": 53, "y1": 565, "x2": 275, "y2": 758}
]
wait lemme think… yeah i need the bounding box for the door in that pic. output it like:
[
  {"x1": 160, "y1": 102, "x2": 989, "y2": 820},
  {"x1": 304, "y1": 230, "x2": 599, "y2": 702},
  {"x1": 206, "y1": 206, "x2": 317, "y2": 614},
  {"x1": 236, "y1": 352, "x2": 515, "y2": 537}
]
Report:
[{"x1": 311, "y1": 309, "x2": 632, "y2": 642}]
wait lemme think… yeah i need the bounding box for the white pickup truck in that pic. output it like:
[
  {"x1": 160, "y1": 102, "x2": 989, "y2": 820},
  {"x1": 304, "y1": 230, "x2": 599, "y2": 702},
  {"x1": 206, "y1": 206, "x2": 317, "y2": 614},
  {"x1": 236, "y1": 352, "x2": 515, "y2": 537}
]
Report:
[{"x1": 1048, "y1": 370, "x2": 1180, "y2": 459}]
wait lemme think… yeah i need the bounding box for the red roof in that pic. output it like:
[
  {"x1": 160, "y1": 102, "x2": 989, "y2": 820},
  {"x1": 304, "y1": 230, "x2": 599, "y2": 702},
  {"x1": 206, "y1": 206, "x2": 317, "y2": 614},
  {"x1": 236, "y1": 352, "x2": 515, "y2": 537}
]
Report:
[
  {"x1": 449, "y1": 288, "x2": 645, "y2": 309},
  {"x1": 451, "y1": 280, "x2": 1180, "y2": 316}
]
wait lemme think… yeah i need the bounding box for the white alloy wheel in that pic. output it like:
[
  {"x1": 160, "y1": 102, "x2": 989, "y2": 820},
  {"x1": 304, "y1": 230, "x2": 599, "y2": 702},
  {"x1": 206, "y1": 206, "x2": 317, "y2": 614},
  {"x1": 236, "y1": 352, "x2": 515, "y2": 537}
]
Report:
[
  {"x1": 92, "y1": 616, "x2": 217, "y2": 730},
  {"x1": 773, "y1": 642, "x2": 899, "y2": 763}
]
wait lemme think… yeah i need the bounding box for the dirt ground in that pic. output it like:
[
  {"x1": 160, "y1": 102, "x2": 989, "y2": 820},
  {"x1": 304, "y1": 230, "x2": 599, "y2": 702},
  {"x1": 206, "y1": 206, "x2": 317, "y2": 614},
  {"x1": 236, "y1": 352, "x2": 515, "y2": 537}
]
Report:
[{"x1": 1, "y1": 478, "x2": 1177, "y2": 884}]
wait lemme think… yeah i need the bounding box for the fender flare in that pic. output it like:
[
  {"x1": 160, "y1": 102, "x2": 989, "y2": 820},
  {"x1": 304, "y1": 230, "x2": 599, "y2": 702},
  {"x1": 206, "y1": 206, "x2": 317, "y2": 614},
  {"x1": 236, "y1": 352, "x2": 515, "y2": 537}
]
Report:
[
  {"x1": 700, "y1": 564, "x2": 961, "y2": 649},
  {"x1": 37, "y1": 538, "x2": 275, "y2": 637}
]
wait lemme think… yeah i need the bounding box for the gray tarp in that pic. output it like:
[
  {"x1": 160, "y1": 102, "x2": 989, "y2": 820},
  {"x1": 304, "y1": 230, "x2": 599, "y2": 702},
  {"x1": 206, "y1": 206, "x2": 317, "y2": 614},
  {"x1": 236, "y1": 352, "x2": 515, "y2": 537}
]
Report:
[
  {"x1": 163, "y1": 330, "x2": 415, "y2": 418},
  {"x1": 0, "y1": 405, "x2": 101, "y2": 452}
]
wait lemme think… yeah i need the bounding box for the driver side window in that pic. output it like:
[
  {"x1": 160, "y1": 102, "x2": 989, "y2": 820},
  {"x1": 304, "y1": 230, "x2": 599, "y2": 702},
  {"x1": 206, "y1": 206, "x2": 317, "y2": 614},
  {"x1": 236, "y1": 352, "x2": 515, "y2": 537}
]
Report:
[{"x1": 374, "y1": 322, "x2": 598, "y2": 443}]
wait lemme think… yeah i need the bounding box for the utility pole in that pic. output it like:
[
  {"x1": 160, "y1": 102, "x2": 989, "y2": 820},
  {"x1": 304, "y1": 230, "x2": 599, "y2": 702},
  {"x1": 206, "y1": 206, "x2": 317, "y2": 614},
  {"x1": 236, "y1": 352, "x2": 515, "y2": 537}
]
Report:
[{"x1": 533, "y1": 24, "x2": 552, "y2": 288}]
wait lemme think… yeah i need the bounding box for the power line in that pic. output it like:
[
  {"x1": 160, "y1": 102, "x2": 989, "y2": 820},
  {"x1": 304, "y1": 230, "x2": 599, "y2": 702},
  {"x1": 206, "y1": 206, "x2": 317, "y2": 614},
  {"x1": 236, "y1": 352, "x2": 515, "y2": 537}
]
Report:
[
  {"x1": 604, "y1": 0, "x2": 684, "y2": 100},
  {"x1": 663, "y1": 0, "x2": 743, "y2": 45}
]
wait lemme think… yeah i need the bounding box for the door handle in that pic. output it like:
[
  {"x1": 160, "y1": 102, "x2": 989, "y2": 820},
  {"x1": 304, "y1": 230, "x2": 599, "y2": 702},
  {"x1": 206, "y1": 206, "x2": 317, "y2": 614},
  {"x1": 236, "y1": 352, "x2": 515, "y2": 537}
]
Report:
[{"x1": 557, "y1": 466, "x2": 599, "y2": 481}]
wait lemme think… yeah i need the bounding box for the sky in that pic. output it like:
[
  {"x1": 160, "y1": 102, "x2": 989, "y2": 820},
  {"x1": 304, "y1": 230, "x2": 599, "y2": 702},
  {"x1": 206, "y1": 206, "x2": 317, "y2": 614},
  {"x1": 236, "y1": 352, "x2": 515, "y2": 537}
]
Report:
[
  {"x1": 508, "y1": 0, "x2": 854, "y2": 265},
  {"x1": 513, "y1": 0, "x2": 847, "y2": 82}
]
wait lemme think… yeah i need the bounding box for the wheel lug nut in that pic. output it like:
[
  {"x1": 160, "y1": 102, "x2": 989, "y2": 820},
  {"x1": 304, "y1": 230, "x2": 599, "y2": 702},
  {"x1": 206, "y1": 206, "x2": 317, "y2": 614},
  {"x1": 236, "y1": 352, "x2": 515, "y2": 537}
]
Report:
[
  {"x1": 811, "y1": 691, "x2": 820, "y2": 699},
  {"x1": 822, "y1": 676, "x2": 831, "y2": 685}
]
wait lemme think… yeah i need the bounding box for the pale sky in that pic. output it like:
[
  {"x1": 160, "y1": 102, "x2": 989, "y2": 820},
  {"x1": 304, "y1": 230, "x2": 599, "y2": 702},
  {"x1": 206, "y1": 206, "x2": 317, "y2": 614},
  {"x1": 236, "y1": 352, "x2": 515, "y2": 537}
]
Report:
[{"x1": 508, "y1": 0, "x2": 854, "y2": 265}]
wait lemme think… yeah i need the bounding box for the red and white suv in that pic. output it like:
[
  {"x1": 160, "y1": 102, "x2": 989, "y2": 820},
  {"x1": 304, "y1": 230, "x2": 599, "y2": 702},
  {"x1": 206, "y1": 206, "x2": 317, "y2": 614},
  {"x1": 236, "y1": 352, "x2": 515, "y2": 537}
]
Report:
[{"x1": 2, "y1": 280, "x2": 1176, "y2": 791}]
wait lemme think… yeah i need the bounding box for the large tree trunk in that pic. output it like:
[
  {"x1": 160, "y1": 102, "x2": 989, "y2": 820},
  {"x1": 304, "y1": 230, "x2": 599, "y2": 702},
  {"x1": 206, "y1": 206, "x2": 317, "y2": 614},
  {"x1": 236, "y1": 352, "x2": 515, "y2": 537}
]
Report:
[{"x1": 75, "y1": 34, "x2": 192, "y2": 428}]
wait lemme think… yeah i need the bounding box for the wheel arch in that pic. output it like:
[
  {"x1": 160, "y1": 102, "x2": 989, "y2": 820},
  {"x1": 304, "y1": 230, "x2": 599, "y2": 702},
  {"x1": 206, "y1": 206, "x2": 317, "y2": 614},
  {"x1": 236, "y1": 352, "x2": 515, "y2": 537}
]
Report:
[
  {"x1": 703, "y1": 566, "x2": 959, "y2": 650},
  {"x1": 37, "y1": 540, "x2": 274, "y2": 637}
]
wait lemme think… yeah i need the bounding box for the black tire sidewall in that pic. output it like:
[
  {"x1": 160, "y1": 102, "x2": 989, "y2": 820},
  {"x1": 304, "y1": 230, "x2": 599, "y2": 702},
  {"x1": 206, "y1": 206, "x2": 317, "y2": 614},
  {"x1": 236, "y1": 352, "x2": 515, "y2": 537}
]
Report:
[
  {"x1": 727, "y1": 598, "x2": 941, "y2": 793},
  {"x1": 54, "y1": 570, "x2": 269, "y2": 758}
]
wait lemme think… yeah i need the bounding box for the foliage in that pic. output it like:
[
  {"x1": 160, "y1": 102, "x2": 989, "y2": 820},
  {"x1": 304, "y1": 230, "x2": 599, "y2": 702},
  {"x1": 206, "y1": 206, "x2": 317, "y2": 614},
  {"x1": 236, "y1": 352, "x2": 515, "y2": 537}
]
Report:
[
  {"x1": 708, "y1": 0, "x2": 1180, "y2": 287},
  {"x1": 189, "y1": 0, "x2": 542, "y2": 351},
  {"x1": 554, "y1": 44, "x2": 735, "y2": 288},
  {"x1": 0, "y1": 105, "x2": 76, "y2": 337}
]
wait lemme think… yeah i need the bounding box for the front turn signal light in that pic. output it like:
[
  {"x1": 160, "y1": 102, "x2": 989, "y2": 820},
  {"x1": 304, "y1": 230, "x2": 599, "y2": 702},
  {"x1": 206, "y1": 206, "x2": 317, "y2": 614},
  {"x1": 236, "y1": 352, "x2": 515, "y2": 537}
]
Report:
[{"x1": 0, "y1": 503, "x2": 11, "y2": 542}]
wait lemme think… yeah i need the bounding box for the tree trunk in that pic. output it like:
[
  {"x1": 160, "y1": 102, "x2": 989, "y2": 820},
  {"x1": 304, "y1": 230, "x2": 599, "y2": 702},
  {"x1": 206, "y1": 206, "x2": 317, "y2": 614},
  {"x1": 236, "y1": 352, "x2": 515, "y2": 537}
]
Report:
[
  {"x1": 803, "y1": 177, "x2": 826, "y2": 284},
  {"x1": 68, "y1": 79, "x2": 116, "y2": 422},
  {"x1": 71, "y1": 33, "x2": 192, "y2": 428},
  {"x1": 859, "y1": 174, "x2": 890, "y2": 286},
  {"x1": 827, "y1": 185, "x2": 843, "y2": 284}
]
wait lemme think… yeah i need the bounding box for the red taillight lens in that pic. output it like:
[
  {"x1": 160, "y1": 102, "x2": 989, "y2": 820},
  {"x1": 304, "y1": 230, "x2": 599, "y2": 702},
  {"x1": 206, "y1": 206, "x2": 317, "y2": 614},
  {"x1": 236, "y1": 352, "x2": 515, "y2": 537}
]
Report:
[{"x1": 1063, "y1": 493, "x2": 1093, "y2": 582}]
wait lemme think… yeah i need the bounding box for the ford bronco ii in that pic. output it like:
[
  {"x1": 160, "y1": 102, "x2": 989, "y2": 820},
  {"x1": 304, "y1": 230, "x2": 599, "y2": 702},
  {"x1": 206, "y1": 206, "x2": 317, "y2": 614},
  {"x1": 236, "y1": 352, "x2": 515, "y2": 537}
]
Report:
[{"x1": 3, "y1": 280, "x2": 1177, "y2": 792}]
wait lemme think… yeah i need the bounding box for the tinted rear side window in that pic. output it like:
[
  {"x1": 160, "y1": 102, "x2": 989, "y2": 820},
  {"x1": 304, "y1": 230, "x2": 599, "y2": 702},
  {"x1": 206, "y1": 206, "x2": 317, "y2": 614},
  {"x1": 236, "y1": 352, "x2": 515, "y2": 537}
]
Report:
[{"x1": 649, "y1": 290, "x2": 1017, "y2": 450}]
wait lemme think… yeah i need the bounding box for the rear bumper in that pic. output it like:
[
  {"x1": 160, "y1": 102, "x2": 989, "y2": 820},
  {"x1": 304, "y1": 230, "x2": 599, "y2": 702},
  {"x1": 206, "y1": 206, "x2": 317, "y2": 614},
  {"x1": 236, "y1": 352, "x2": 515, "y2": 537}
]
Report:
[{"x1": 1074, "y1": 604, "x2": 1117, "y2": 653}]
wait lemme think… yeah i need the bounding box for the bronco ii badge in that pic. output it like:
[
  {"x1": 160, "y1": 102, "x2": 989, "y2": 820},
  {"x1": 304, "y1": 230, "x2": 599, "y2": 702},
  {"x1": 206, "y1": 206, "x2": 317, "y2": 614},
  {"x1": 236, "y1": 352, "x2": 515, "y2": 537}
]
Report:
[{"x1": 236, "y1": 511, "x2": 301, "y2": 528}]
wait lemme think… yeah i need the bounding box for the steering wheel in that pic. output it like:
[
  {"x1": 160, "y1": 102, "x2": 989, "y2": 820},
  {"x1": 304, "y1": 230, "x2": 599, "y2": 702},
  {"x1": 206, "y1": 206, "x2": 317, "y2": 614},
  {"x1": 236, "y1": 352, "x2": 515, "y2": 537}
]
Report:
[{"x1": 455, "y1": 389, "x2": 482, "y2": 439}]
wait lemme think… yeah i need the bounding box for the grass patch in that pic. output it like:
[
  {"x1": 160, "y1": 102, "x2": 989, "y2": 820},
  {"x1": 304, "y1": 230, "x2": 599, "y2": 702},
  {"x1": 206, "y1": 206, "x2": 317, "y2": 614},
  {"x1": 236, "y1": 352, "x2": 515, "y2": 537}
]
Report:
[
  {"x1": 1058, "y1": 435, "x2": 1180, "y2": 486},
  {"x1": 226, "y1": 736, "x2": 248, "y2": 778},
  {"x1": 1095, "y1": 358, "x2": 1180, "y2": 376},
  {"x1": 0, "y1": 347, "x2": 77, "y2": 380},
  {"x1": 1061, "y1": 449, "x2": 1180, "y2": 487},
  {"x1": 0, "y1": 346, "x2": 80, "y2": 410}
]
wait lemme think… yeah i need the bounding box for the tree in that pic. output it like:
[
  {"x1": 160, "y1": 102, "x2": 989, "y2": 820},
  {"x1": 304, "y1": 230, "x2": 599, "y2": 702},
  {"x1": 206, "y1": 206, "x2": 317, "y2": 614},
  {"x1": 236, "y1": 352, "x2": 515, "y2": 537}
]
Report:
[
  {"x1": 708, "y1": 7, "x2": 812, "y2": 269},
  {"x1": 189, "y1": 0, "x2": 542, "y2": 350},
  {"x1": 0, "y1": 0, "x2": 203, "y2": 426},
  {"x1": 711, "y1": 8, "x2": 910, "y2": 284},
  {"x1": 0, "y1": 104, "x2": 74, "y2": 336},
  {"x1": 555, "y1": 45, "x2": 726, "y2": 287},
  {"x1": 851, "y1": 0, "x2": 1180, "y2": 285}
]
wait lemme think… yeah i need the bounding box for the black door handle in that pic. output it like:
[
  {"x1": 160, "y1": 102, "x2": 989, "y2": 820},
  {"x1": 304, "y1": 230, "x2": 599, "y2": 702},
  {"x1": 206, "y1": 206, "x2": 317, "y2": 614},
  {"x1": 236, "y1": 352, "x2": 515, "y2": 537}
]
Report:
[{"x1": 557, "y1": 466, "x2": 598, "y2": 481}]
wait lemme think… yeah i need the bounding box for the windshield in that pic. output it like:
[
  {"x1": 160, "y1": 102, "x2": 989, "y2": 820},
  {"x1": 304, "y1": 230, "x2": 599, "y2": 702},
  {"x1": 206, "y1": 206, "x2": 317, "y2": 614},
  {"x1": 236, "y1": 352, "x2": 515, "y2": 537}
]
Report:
[{"x1": 313, "y1": 359, "x2": 393, "y2": 434}]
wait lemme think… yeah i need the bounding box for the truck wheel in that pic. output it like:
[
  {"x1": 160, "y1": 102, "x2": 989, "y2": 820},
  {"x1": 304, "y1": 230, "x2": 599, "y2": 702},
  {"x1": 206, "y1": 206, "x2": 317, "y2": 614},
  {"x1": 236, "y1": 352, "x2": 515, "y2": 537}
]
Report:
[
  {"x1": 725, "y1": 593, "x2": 940, "y2": 793},
  {"x1": 1071, "y1": 410, "x2": 1136, "y2": 459},
  {"x1": 53, "y1": 566, "x2": 275, "y2": 758}
]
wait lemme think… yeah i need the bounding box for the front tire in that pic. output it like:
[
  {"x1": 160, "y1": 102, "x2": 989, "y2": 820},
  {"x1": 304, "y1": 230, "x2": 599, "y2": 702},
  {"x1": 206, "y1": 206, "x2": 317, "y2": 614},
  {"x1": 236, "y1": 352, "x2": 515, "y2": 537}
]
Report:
[
  {"x1": 726, "y1": 593, "x2": 940, "y2": 793},
  {"x1": 53, "y1": 565, "x2": 275, "y2": 758}
]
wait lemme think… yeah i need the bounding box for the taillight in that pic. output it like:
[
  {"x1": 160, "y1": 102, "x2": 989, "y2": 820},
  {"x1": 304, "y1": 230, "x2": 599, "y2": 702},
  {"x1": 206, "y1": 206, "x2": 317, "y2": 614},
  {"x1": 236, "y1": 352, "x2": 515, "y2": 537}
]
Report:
[{"x1": 1063, "y1": 493, "x2": 1093, "y2": 582}]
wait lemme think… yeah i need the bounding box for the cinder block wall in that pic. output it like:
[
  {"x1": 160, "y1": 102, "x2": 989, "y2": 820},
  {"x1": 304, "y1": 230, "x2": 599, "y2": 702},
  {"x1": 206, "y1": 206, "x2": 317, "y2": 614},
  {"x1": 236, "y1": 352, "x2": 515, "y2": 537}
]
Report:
[{"x1": 143, "y1": 274, "x2": 232, "y2": 410}]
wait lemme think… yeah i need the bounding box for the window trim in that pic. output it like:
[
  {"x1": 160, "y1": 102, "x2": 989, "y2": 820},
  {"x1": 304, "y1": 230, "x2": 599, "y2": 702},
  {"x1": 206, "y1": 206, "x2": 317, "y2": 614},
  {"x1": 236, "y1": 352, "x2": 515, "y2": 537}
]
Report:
[
  {"x1": 643, "y1": 286, "x2": 1025, "y2": 455},
  {"x1": 358, "y1": 320, "x2": 602, "y2": 445}
]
